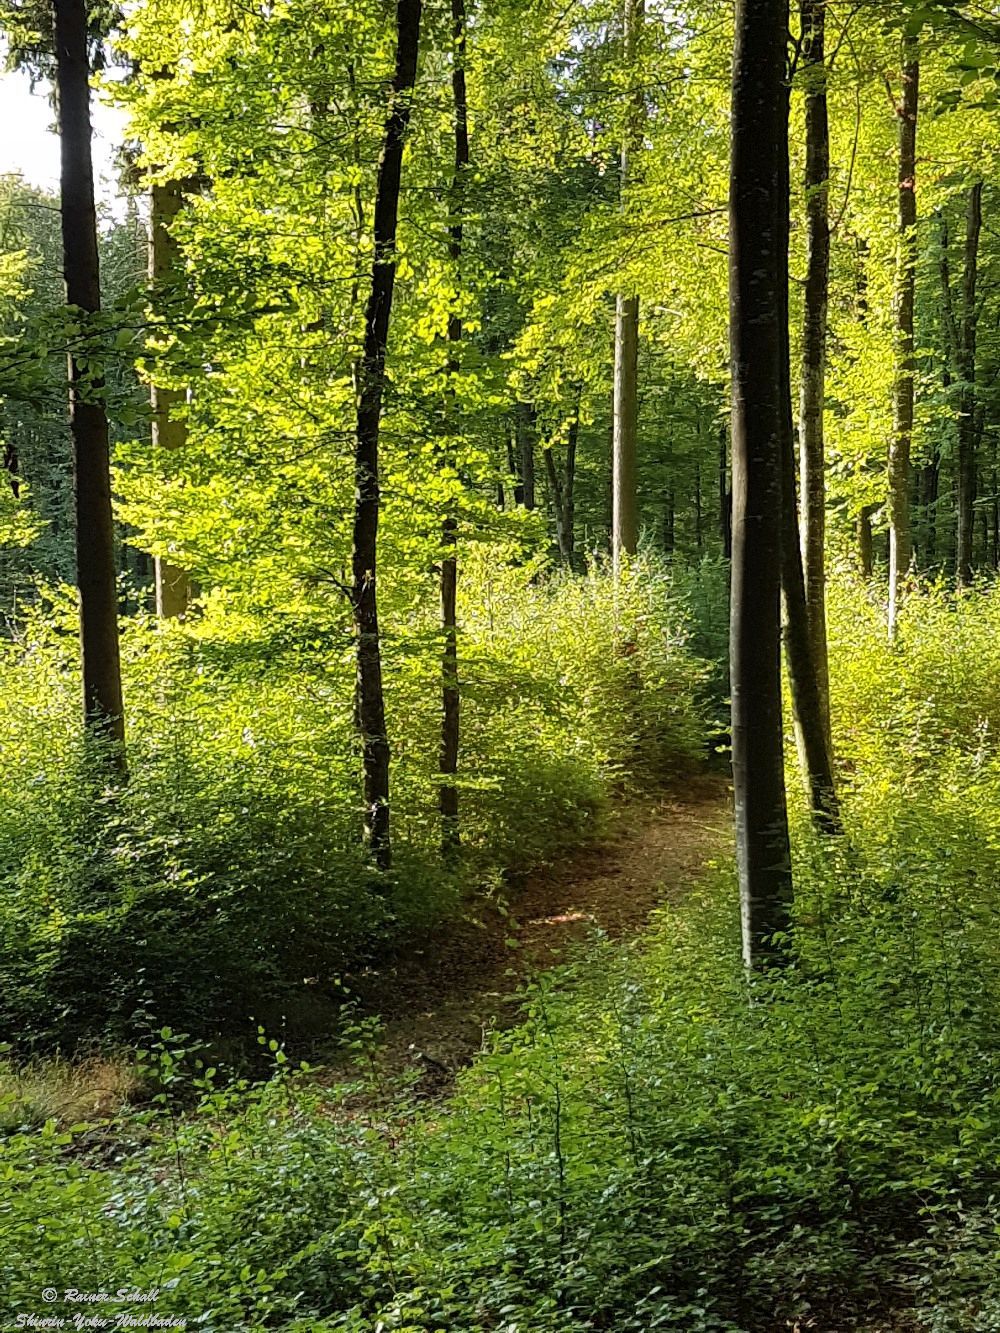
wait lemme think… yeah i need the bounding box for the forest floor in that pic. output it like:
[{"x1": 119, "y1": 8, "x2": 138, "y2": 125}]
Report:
[{"x1": 333, "y1": 773, "x2": 732, "y2": 1091}]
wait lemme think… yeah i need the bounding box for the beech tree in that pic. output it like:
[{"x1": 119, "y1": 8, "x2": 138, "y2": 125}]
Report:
[
  {"x1": 352, "y1": 0, "x2": 422, "y2": 870},
  {"x1": 53, "y1": 0, "x2": 126, "y2": 761},
  {"x1": 888, "y1": 37, "x2": 919, "y2": 638},
  {"x1": 797, "y1": 0, "x2": 832, "y2": 746},
  {"x1": 729, "y1": 0, "x2": 793, "y2": 967},
  {"x1": 611, "y1": 0, "x2": 644, "y2": 576}
]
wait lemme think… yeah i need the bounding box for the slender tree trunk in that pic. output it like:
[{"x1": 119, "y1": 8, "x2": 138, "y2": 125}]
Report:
[
  {"x1": 694, "y1": 458, "x2": 703, "y2": 551},
  {"x1": 506, "y1": 424, "x2": 523, "y2": 507},
  {"x1": 956, "y1": 182, "x2": 982, "y2": 587},
  {"x1": 53, "y1": 0, "x2": 126, "y2": 762},
  {"x1": 564, "y1": 408, "x2": 578, "y2": 567},
  {"x1": 797, "y1": 0, "x2": 832, "y2": 749},
  {"x1": 439, "y1": 0, "x2": 467, "y2": 854},
  {"x1": 729, "y1": 0, "x2": 793, "y2": 969},
  {"x1": 611, "y1": 0, "x2": 644, "y2": 575},
  {"x1": 888, "y1": 41, "x2": 919, "y2": 638},
  {"x1": 517, "y1": 402, "x2": 536, "y2": 509},
  {"x1": 149, "y1": 179, "x2": 191, "y2": 619},
  {"x1": 777, "y1": 69, "x2": 839, "y2": 834},
  {"x1": 663, "y1": 485, "x2": 675, "y2": 554},
  {"x1": 351, "y1": 0, "x2": 421, "y2": 870},
  {"x1": 544, "y1": 408, "x2": 578, "y2": 567}
]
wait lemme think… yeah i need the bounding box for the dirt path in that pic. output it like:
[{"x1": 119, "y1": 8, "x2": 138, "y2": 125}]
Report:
[{"x1": 340, "y1": 774, "x2": 731, "y2": 1083}]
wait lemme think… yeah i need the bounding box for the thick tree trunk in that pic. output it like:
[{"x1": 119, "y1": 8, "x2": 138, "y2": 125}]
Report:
[
  {"x1": 439, "y1": 0, "x2": 468, "y2": 854},
  {"x1": 956, "y1": 182, "x2": 982, "y2": 587},
  {"x1": 797, "y1": 0, "x2": 832, "y2": 750},
  {"x1": 729, "y1": 0, "x2": 793, "y2": 969},
  {"x1": 351, "y1": 0, "x2": 422, "y2": 870},
  {"x1": 506, "y1": 425, "x2": 523, "y2": 508},
  {"x1": 611, "y1": 0, "x2": 644, "y2": 575},
  {"x1": 888, "y1": 42, "x2": 919, "y2": 638},
  {"x1": 53, "y1": 0, "x2": 126, "y2": 763},
  {"x1": 149, "y1": 179, "x2": 191, "y2": 619}
]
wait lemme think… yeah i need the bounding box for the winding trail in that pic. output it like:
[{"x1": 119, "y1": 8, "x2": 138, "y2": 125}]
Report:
[{"x1": 341, "y1": 774, "x2": 731, "y2": 1083}]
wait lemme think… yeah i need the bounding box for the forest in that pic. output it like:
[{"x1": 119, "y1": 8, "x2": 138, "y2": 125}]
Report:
[{"x1": 5, "y1": 0, "x2": 1000, "y2": 1328}]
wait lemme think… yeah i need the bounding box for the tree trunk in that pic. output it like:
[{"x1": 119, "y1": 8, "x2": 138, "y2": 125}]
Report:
[
  {"x1": 777, "y1": 65, "x2": 839, "y2": 834},
  {"x1": 663, "y1": 485, "x2": 675, "y2": 555},
  {"x1": 149, "y1": 179, "x2": 191, "y2": 619},
  {"x1": 956, "y1": 182, "x2": 982, "y2": 587},
  {"x1": 888, "y1": 41, "x2": 919, "y2": 638},
  {"x1": 611, "y1": 0, "x2": 644, "y2": 575},
  {"x1": 53, "y1": 0, "x2": 126, "y2": 763},
  {"x1": 797, "y1": 0, "x2": 832, "y2": 749},
  {"x1": 439, "y1": 0, "x2": 467, "y2": 854},
  {"x1": 858, "y1": 504, "x2": 875, "y2": 576},
  {"x1": 694, "y1": 458, "x2": 703, "y2": 551},
  {"x1": 351, "y1": 0, "x2": 422, "y2": 871},
  {"x1": 517, "y1": 402, "x2": 536, "y2": 509},
  {"x1": 729, "y1": 0, "x2": 793, "y2": 969},
  {"x1": 544, "y1": 405, "x2": 578, "y2": 567}
]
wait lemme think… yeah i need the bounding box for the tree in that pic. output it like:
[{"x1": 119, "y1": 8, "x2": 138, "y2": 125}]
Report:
[
  {"x1": 53, "y1": 0, "x2": 126, "y2": 761},
  {"x1": 148, "y1": 178, "x2": 191, "y2": 618},
  {"x1": 888, "y1": 36, "x2": 919, "y2": 638},
  {"x1": 797, "y1": 0, "x2": 832, "y2": 746},
  {"x1": 611, "y1": 0, "x2": 644, "y2": 577},
  {"x1": 439, "y1": 0, "x2": 468, "y2": 854},
  {"x1": 351, "y1": 0, "x2": 422, "y2": 870},
  {"x1": 729, "y1": 0, "x2": 793, "y2": 968},
  {"x1": 941, "y1": 181, "x2": 983, "y2": 586}
]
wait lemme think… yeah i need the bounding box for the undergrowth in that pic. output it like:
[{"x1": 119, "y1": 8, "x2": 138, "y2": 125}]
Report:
[{"x1": 0, "y1": 555, "x2": 706, "y2": 1049}]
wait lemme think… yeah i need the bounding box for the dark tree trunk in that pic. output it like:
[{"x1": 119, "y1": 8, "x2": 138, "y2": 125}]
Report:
[
  {"x1": 506, "y1": 425, "x2": 523, "y2": 508},
  {"x1": 543, "y1": 404, "x2": 578, "y2": 567},
  {"x1": 663, "y1": 485, "x2": 675, "y2": 555},
  {"x1": 53, "y1": 0, "x2": 126, "y2": 763},
  {"x1": 797, "y1": 0, "x2": 832, "y2": 748},
  {"x1": 888, "y1": 40, "x2": 919, "y2": 637},
  {"x1": 439, "y1": 0, "x2": 467, "y2": 854},
  {"x1": 956, "y1": 182, "x2": 982, "y2": 587},
  {"x1": 729, "y1": 0, "x2": 793, "y2": 969},
  {"x1": 3, "y1": 439, "x2": 19, "y2": 499},
  {"x1": 517, "y1": 402, "x2": 536, "y2": 510},
  {"x1": 694, "y1": 457, "x2": 703, "y2": 551},
  {"x1": 351, "y1": 0, "x2": 422, "y2": 870}
]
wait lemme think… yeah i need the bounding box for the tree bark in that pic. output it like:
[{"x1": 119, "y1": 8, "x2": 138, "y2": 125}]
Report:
[
  {"x1": 439, "y1": 0, "x2": 467, "y2": 854},
  {"x1": 517, "y1": 402, "x2": 536, "y2": 509},
  {"x1": 888, "y1": 41, "x2": 919, "y2": 638},
  {"x1": 797, "y1": 0, "x2": 832, "y2": 749},
  {"x1": 543, "y1": 408, "x2": 578, "y2": 568},
  {"x1": 149, "y1": 178, "x2": 191, "y2": 619},
  {"x1": 611, "y1": 0, "x2": 644, "y2": 575},
  {"x1": 351, "y1": 0, "x2": 422, "y2": 871},
  {"x1": 956, "y1": 182, "x2": 982, "y2": 587},
  {"x1": 729, "y1": 0, "x2": 793, "y2": 969},
  {"x1": 858, "y1": 504, "x2": 875, "y2": 577},
  {"x1": 53, "y1": 0, "x2": 126, "y2": 763}
]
